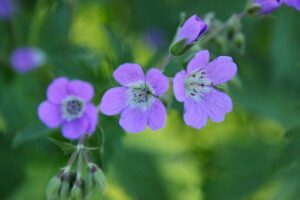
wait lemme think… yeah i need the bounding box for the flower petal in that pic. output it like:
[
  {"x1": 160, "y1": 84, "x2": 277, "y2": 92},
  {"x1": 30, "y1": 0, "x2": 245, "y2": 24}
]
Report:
[
  {"x1": 68, "y1": 80, "x2": 94, "y2": 101},
  {"x1": 176, "y1": 15, "x2": 208, "y2": 44},
  {"x1": 183, "y1": 98, "x2": 208, "y2": 129},
  {"x1": 173, "y1": 70, "x2": 187, "y2": 102},
  {"x1": 119, "y1": 107, "x2": 148, "y2": 133},
  {"x1": 113, "y1": 63, "x2": 145, "y2": 86},
  {"x1": 206, "y1": 56, "x2": 237, "y2": 85},
  {"x1": 204, "y1": 88, "x2": 233, "y2": 123},
  {"x1": 100, "y1": 87, "x2": 128, "y2": 115},
  {"x1": 148, "y1": 99, "x2": 167, "y2": 131},
  {"x1": 62, "y1": 117, "x2": 89, "y2": 140},
  {"x1": 187, "y1": 50, "x2": 210, "y2": 74},
  {"x1": 146, "y1": 68, "x2": 169, "y2": 96},
  {"x1": 38, "y1": 101, "x2": 63, "y2": 128},
  {"x1": 85, "y1": 103, "x2": 98, "y2": 134},
  {"x1": 47, "y1": 77, "x2": 69, "y2": 104}
]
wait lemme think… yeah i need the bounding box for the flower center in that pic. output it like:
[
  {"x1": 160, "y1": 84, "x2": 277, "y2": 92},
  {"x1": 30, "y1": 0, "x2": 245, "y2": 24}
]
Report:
[
  {"x1": 62, "y1": 96, "x2": 85, "y2": 121},
  {"x1": 184, "y1": 70, "x2": 212, "y2": 101},
  {"x1": 127, "y1": 81, "x2": 155, "y2": 111}
]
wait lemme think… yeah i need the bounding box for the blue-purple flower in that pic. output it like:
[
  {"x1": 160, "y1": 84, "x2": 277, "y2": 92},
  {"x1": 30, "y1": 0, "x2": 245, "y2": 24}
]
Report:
[
  {"x1": 176, "y1": 15, "x2": 208, "y2": 45},
  {"x1": 173, "y1": 50, "x2": 237, "y2": 129},
  {"x1": 38, "y1": 77, "x2": 98, "y2": 140},
  {"x1": 10, "y1": 47, "x2": 46, "y2": 74},
  {"x1": 100, "y1": 63, "x2": 169, "y2": 133},
  {"x1": 282, "y1": 0, "x2": 300, "y2": 10},
  {"x1": 143, "y1": 28, "x2": 167, "y2": 49},
  {"x1": 254, "y1": 0, "x2": 300, "y2": 14},
  {"x1": 0, "y1": 0, "x2": 14, "y2": 19}
]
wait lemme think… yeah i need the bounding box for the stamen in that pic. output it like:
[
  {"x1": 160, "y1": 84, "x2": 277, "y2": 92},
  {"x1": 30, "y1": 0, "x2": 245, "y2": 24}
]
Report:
[
  {"x1": 184, "y1": 70, "x2": 211, "y2": 101},
  {"x1": 127, "y1": 81, "x2": 155, "y2": 111},
  {"x1": 62, "y1": 96, "x2": 85, "y2": 121}
]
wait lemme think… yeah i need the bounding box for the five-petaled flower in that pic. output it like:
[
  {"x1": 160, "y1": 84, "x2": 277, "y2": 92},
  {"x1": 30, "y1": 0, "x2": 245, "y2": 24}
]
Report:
[
  {"x1": 173, "y1": 50, "x2": 237, "y2": 129},
  {"x1": 38, "y1": 77, "x2": 98, "y2": 139},
  {"x1": 255, "y1": 0, "x2": 300, "y2": 15},
  {"x1": 100, "y1": 63, "x2": 169, "y2": 133}
]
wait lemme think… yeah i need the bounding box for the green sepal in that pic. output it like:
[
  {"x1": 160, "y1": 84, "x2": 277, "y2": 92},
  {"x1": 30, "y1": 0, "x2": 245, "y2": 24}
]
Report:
[
  {"x1": 46, "y1": 176, "x2": 61, "y2": 200},
  {"x1": 59, "y1": 180, "x2": 70, "y2": 200},
  {"x1": 246, "y1": 2, "x2": 261, "y2": 16},
  {"x1": 169, "y1": 39, "x2": 192, "y2": 56},
  {"x1": 93, "y1": 167, "x2": 106, "y2": 193},
  {"x1": 70, "y1": 185, "x2": 83, "y2": 200}
]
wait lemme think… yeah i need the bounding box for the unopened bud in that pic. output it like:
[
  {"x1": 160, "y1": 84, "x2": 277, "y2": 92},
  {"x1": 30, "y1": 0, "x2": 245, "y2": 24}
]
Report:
[
  {"x1": 233, "y1": 32, "x2": 246, "y2": 53},
  {"x1": 169, "y1": 39, "x2": 191, "y2": 56},
  {"x1": 46, "y1": 176, "x2": 61, "y2": 200},
  {"x1": 246, "y1": 2, "x2": 262, "y2": 15},
  {"x1": 87, "y1": 164, "x2": 106, "y2": 193},
  {"x1": 70, "y1": 184, "x2": 83, "y2": 200},
  {"x1": 59, "y1": 172, "x2": 71, "y2": 200}
]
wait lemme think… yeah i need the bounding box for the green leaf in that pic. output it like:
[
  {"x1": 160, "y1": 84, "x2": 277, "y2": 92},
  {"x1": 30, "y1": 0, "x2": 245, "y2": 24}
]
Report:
[{"x1": 12, "y1": 124, "x2": 52, "y2": 147}]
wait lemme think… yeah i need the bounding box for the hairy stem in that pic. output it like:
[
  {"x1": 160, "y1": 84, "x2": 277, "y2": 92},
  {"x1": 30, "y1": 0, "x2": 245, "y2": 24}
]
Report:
[
  {"x1": 200, "y1": 11, "x2": 247, "y2": 45},
  {"x1": 158, "y1": 53, "x2": 173, "y2": 72}
]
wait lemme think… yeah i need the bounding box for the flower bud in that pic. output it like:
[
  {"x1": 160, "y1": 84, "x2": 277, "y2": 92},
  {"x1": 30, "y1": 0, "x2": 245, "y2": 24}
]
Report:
[
  {"x1": 170, "y1": 15, "x2": 208, "y2": 56},
  {"x1": 233, "y1": 32, "x2": 246, "y2": 53},
  {"x1": 46, "y1": 176, "x2": 61, "y2": 200},
  {"x1": 60, "y1": 182, "x2": 70, "y2": 200},
  {"x1": 86, "y1": 164, "x2": 106, "y2": 193},
  {"x1": 247, "y1": 0, "x2": 281, "y2": 15},
  {"x1": 70, "y1": 184, "x2": 83, "y2": 200}
]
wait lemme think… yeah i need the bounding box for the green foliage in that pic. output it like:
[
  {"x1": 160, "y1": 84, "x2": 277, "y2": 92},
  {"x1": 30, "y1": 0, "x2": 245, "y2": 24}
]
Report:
[{"x1": 1, "y1": 0, "x2": 300, "y2": 200}]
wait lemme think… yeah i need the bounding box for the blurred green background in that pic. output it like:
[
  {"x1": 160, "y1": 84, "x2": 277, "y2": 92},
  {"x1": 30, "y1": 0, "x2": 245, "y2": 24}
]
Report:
[{"x1": 1, "y1": 0, "x2": 300, "y2": 199}]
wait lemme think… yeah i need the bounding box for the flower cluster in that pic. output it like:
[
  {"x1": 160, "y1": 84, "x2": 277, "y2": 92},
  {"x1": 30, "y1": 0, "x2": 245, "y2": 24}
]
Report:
[{"x1": 38, "y1": 14, "x2": 238, "y2": 138}]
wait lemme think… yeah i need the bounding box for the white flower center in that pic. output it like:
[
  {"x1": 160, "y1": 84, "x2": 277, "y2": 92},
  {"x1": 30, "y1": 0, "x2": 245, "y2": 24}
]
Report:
[
  {"x1": 62, "y1": 96, "x2": 85, "y2": 121},
  {"x1": 127, "y1": 81, "x2": 155, "y2": 111},
  {"x1": 184, "y1": 70, "x2": 212, "y2": 102}
]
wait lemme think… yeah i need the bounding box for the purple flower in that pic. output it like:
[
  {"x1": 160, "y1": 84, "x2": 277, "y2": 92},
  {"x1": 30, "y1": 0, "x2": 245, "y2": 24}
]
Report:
[
  {"x1": 254, "y1": 0, "x2": 300, "y2": 14},
  {"x1": 176, "y1": 15, "x2": 208, "y2": 45},
  {"x1": 100, "y1": 63, "x2": 169, "y2": 133},
  {"x1": 255, "y1": 0, "x2": 281, "y2": 14},
  {"x1": 10, "y1": 47, "x2": 46, "y2": 74},
  {"x1": 143, "y1": 28, "x2": 167, "y2": 49},
  {"x1": 281, "y1": 0, "x2": 300, "y2": 10},
  {"x1": 0, "y1": 0, "x2": 14, "y2": 19},
  {"x1": 38, "y1": 77, "x2": 98, "y2": 140},
  {"x1": 173, "y1": 50, "x2": 237, "y2": 129}
]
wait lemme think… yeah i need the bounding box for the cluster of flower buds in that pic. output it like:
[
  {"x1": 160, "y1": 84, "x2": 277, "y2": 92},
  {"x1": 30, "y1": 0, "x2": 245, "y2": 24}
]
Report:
[
  {"x1": 46, "y1": 163, "x2": 105, "y2": 200},
  {"x1": 46, "y1": 137, "x2": 105, "y2": 200}
]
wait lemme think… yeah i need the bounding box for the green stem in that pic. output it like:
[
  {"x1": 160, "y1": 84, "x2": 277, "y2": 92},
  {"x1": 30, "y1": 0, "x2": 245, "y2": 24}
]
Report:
[
  {"x1": 158, "y1": 53, "x2": 173, "y2": 72},
  {"x1": 98, "y1": 126, "x2": 105, "y2": 167},
  {"x1": 200, "y1": 11, "x2": 247, "y2": 46}
]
